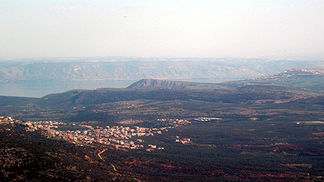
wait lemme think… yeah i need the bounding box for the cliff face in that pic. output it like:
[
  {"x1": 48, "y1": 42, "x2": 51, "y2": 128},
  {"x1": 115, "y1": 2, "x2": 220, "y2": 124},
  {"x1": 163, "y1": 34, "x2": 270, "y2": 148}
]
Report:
[
  {"x1": 127, "y1": 79, "x2": 193, "y2": 89},
  {"x1": 127, "y1": 79, "x2": 234, "y2": 90}
]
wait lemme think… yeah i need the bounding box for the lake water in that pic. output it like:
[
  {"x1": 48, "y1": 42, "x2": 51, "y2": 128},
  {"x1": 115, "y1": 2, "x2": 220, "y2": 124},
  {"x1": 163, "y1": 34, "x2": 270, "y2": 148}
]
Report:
[{"x1": 0, "y1": 80, "x2": 136, "y2": 98}]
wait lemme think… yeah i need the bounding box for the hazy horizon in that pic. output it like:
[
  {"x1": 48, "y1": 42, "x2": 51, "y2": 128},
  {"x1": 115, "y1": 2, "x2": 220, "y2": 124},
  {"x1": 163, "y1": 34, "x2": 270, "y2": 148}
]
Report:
[
  {"x1": 1, "y1": 56, "x2": 324, "y2": 61},
  {"x1": 1, "y1": 0, "x2": 324, "y2": 60}
]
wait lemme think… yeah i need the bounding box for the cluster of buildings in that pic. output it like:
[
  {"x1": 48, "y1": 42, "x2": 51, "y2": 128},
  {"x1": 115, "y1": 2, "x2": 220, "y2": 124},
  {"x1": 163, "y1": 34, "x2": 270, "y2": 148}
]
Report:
[
  {"x1": 0, "y1": 116, "x2": 23, "y2": 128},
  {"x1": 0, "y1": 116, "x2": 18, "y2": 124},
  {"x1": 24, "y1": 120, "x2": 63, "y2": 132},
  {"x1": 23, "y1": 121, "x2": 169, "y2": 150},
  {"x1": 2, "y1": 116, "x2": 194, "y2": 151},
  {"x1": 175, "y1": 136, "x2": 192, "y2": 144},
  {"x1": 157, "y1": 118, "x2": 191, "y2": 126}
]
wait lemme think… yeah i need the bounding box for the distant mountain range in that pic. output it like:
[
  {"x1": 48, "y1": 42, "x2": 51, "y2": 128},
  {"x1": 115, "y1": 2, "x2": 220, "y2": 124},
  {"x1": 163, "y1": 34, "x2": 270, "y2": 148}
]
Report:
[{"x1": 0, "y1": 58, "x2": 323, "y2": 83}]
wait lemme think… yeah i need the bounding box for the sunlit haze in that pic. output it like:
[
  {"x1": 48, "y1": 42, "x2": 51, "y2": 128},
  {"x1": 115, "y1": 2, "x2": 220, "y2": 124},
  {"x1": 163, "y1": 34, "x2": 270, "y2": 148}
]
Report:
[{"x1": 0, "y1": 0, "x2": 324, "y2": 59}]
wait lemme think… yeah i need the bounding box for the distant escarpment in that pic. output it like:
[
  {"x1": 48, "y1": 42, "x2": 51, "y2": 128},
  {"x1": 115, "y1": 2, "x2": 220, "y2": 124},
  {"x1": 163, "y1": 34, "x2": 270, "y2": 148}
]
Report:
[
  {"x1": 127, "y1": 79, "x2": 229, "y2": 90},
  {"x1": 128, "y1": 79, "x2": 188, "y2": 89},
  {"x1": 0, "y1": 59, "x2": 323, "y2": 83}
]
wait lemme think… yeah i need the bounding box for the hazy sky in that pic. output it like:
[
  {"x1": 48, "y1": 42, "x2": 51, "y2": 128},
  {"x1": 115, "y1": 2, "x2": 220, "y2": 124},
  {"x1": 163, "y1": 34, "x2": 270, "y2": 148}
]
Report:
[{"x1": 0, "y1": 0, "x2": 324, "y2": 59}]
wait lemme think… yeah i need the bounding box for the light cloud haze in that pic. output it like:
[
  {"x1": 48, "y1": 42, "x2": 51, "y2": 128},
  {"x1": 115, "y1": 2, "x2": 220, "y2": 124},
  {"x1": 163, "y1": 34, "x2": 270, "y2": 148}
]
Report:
[{"x1": 0, "y1": 0, "x2": 324, "y2": 59}]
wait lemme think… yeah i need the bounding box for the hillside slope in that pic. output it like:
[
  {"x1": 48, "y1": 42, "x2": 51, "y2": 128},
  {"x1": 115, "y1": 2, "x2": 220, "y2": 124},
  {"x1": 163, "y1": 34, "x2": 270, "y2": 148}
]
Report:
[
  {"x1": 0, "y1": 120, "x2": 122, "y2": 181},
  {"x1": 36, "y1": 83, "x2": 318, "y2": 108}
]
